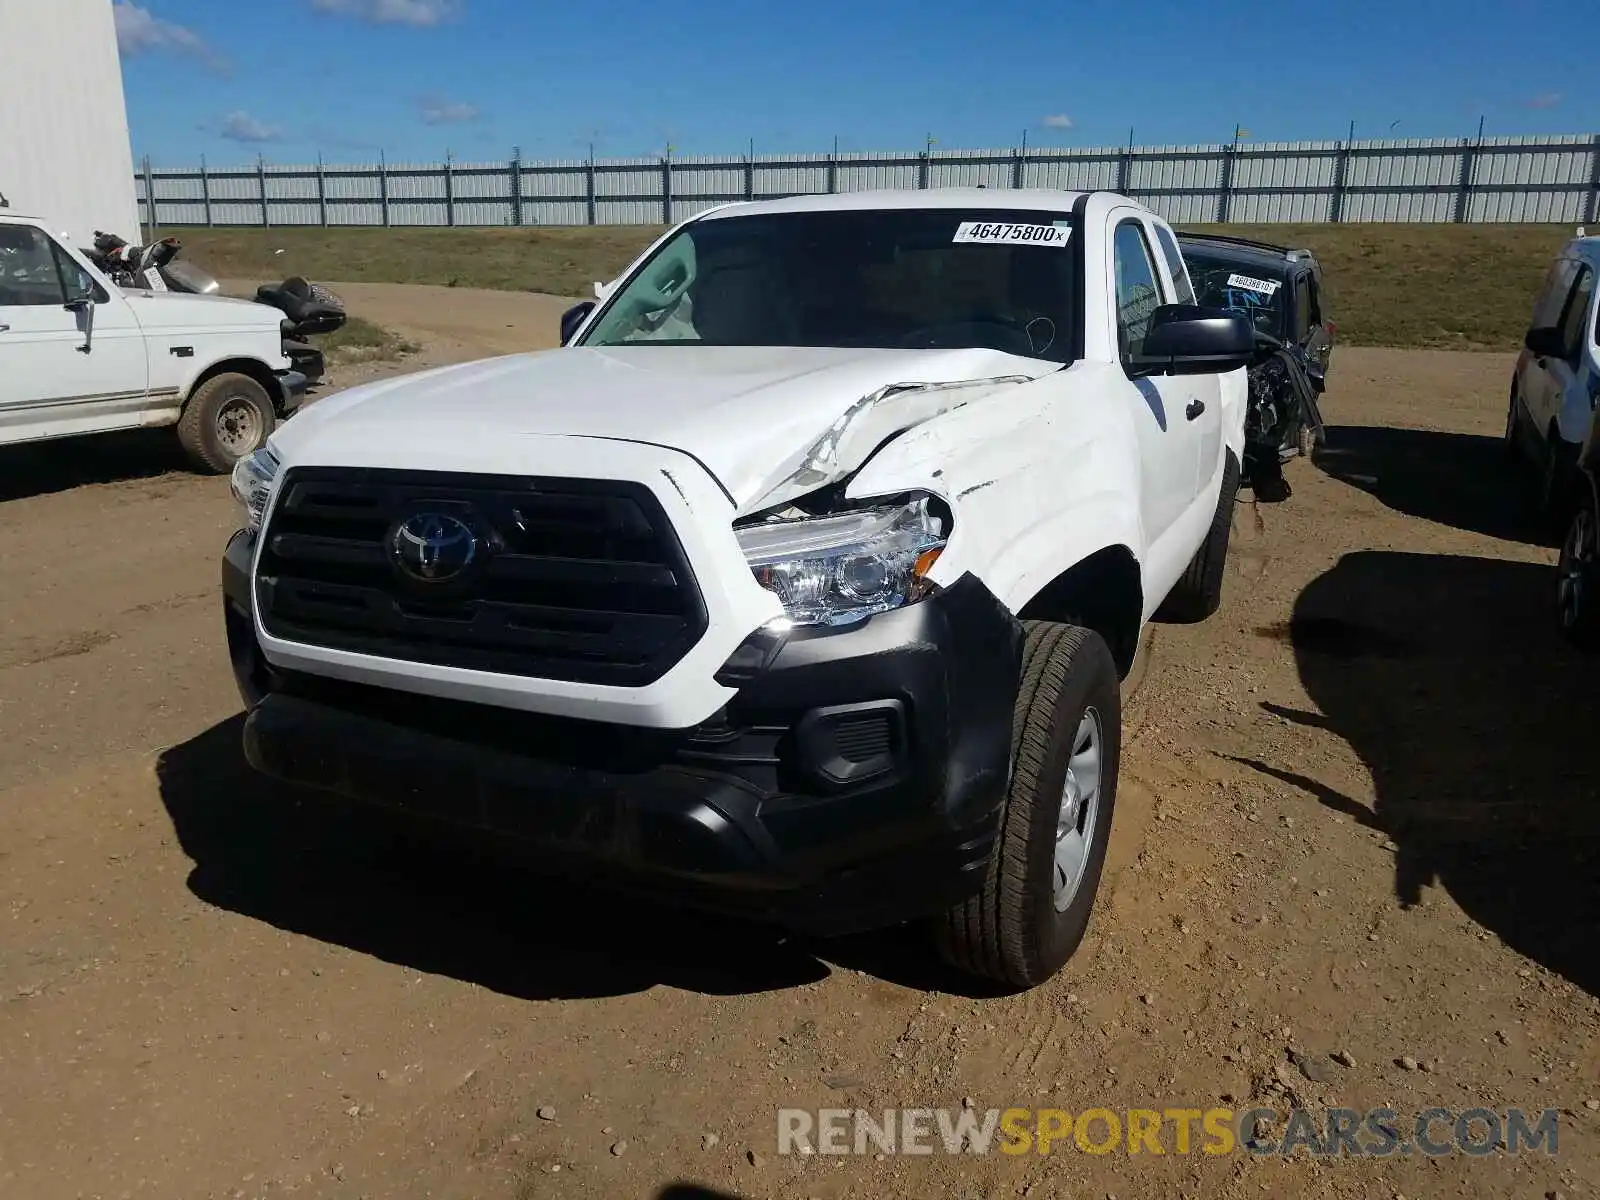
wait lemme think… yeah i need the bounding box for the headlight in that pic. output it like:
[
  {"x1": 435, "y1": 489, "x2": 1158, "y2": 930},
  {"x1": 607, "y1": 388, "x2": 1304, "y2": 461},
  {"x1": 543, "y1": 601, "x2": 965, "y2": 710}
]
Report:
[
  {"x1": 230, "y1": 446, "x2": 281, "y2": 532},
  {"x1": 736, "y1": 498, "x2": 947, "y2": 627}
]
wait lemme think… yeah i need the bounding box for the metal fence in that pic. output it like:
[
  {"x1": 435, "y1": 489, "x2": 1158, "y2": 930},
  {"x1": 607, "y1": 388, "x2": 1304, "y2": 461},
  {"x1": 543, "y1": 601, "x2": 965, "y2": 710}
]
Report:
[{"x1": 135, "y1": 133, "x2": 1600, "y2": 230}]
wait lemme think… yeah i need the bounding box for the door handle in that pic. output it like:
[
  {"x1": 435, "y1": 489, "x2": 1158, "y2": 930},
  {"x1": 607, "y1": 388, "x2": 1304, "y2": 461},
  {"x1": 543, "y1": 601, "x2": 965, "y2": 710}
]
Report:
[
  {"x1": 1185, "y1": 398, "x2": 1206, "y2": 421},
  {"x1": 0, "y1": 324, "x2": 9, "y2": 333}
]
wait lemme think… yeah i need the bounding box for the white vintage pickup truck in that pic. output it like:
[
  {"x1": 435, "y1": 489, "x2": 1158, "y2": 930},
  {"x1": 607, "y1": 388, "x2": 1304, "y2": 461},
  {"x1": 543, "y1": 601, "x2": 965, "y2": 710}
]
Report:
[
  {"x1": 0, "y1": 210, "x2": 301, "y2": 471},
  {"x1": 223, "y1": 188, "x2": 1252, "y2": 988}
]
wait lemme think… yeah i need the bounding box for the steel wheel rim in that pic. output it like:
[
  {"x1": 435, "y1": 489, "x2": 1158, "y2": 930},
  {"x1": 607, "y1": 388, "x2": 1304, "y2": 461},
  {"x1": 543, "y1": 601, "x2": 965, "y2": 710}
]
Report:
[
  {"x1": 1559, "y1": 505, "x2": 1594, "y2": 630},
  {"x1": 216, "y1": 395, "x2": 262, "y2": 457},
  {"x1": 1053, "y1": 707, "x2": 1103, "y2": 913}
]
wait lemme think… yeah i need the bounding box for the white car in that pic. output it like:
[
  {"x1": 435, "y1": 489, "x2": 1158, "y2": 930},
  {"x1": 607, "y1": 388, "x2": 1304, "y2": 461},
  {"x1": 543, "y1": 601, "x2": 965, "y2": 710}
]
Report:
[
  {"x1": 0, "y1": 211, "x2": 302, "y2": 471},
  {"x1": 1507, "y1": 230, "x2": 1600, "y2": 522},
  {"x1": 223, "y1": 188, "x2": 1251, "y2": 988}
]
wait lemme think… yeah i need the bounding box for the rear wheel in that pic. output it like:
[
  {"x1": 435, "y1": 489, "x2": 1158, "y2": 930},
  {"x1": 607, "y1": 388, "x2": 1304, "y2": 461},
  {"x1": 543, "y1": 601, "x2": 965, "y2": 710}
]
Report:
[
  {"x1": 1558, "y1": 488, "x2": 1600, "y2": 650},
  {"x1": 936, "y1": 622, "x2": 1121, "y2": 990},
  {"x1": 176, "y1": 372, "x2": 275, "y2": 474}
]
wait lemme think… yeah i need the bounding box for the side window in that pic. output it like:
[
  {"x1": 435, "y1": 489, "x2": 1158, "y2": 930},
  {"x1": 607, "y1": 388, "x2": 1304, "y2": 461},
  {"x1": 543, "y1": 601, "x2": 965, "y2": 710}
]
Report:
[
  {"x1": 1113, "y1": 221, "x2": 1165, "y2": 359},
  {"x1": 1306, "y1": 275, "x2": 1323, "y2": 326},
  {"x1": 50, "y1": 241, "x2": 100, "y2": 302},
  {"x1": 0, "y1": 224, "x2": 69, "y2": 307},
  {"x1": 1534, "y1": 260, "x2": 1578, "y2": 330},
  {"x1": 1293, "y1": 275, "x2": 1313, "y2": 342},
  {"x1": 1558, "y1": 266, "x2": 1594, "y2": 362},
  {"x1": 1152, "y1": 225, "x2": 1196, "y2": 305}
]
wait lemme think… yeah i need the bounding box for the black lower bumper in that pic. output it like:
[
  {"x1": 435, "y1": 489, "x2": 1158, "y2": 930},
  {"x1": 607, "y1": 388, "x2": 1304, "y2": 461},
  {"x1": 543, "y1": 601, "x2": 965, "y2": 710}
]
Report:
[
  {"x1": 273, "y1": 368, "x2": 310, "y2": 415},
  {"x1": 223, "y1": 532, "x2": 1021, "y2": 935}
]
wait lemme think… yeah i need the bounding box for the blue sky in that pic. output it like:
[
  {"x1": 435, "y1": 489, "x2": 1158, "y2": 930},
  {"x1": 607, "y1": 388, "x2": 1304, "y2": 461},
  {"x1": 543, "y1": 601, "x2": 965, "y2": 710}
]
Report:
[{"x1": 116, "y1": 0, "x2": 1598, "y2": 166}]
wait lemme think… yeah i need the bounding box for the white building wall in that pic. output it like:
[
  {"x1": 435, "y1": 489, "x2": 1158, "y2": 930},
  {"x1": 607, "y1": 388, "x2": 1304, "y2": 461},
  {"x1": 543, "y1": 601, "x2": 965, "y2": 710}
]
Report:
[{"x1": 0, "y1": 0, "x2": 140, "y2": 243}]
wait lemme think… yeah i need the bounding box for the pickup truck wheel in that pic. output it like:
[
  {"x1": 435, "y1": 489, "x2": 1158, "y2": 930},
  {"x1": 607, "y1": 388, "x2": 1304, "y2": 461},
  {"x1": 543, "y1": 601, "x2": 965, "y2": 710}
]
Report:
[
  {"x1": 177, "y1": 373, "x2": 275, "y2": 474},
  {"x1": 936, "y1": 621, "x2": 1120, "y2": 990},
  {"x1": 1159, "y1": 449, "x2": 1239, "y2": 622}
]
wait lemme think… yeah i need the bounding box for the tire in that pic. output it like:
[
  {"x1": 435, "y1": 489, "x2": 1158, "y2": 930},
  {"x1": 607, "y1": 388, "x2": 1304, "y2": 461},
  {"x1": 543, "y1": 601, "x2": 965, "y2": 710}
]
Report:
[
  {"x1": 176, "y1": 372, "x2": 275, "y2": 474},
  {"x1": 1558, "y1": 487, "x2": 1600, "y2": 651},
  {"x1": 1295, "y1": 420, "x2": 1314, "y2": 461},
  {"x1": 936, "y1": 622, "x2": 1121, "y2": 990},
  {"x1": 1160, "y1": 450, "x2": 1239, "y2": 622}
]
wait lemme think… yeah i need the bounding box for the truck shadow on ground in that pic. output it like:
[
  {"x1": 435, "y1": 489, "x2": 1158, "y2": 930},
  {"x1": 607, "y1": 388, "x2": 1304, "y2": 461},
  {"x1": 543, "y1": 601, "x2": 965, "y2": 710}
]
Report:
[
  {"x1": 1238, "y1": 549, "x2": 1600, "y2": 997},
  {"x1": 155, "y1": 719, "x2": 992, "y2": 1001},
  {"x1": 0, "y1": 429, "x2": 187, "y2": 502},
  {"x1": 1313, "y1": 424, "x2": 1546, "y2": 545}
]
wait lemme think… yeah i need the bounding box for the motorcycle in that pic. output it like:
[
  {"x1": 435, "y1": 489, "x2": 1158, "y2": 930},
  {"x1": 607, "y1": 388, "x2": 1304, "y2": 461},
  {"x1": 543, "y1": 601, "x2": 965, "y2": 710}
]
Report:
[{"x1": 86, "y1": 231, "x2": 345, "y2": 385}]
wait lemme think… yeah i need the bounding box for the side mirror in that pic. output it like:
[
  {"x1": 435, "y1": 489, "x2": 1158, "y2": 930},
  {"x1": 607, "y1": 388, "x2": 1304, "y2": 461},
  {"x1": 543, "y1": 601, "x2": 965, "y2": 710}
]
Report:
[
  {"x1": 63, "y1": 288, "x2": 95, "y2": 353},
  {"x1": 560, "y1": 300, "x2": 595, "y2": 346},
  {"x1": 1127, "y1": 305, "x2": 1254, "y2": 378},
  {"x1": 1525, "y1": 326, "x2": 1565, "y2": 359}
]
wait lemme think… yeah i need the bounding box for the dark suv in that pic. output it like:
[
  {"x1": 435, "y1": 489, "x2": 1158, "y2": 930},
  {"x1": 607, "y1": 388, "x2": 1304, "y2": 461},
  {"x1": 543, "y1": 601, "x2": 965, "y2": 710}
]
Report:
[{"x1": 1177, "y1": 232, "x2": 1335, "y2": 499}]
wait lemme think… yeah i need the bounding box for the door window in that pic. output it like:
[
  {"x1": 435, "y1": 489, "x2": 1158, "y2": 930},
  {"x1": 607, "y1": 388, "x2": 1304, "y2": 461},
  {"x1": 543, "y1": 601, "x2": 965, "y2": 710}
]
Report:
[
  {"x1": 1558, "y1": 266, "x2": 1594, "y2": 363},
  {"x1": 1152, "y1": 225, "x2": 1196, "y2": 304},
  {"x1": 0, "y1": 224, "x2": 69, "y2": 306},
  {"x1": 1114, "y1": 221, "x2": 1166, "y2": 360}
]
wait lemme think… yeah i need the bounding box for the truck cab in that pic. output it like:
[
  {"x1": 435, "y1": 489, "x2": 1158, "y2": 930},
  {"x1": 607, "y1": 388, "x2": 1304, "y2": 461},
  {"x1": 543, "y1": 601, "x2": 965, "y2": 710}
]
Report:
[{"x1": 0, "y1": 211, "x2": 303, "y2": 471}]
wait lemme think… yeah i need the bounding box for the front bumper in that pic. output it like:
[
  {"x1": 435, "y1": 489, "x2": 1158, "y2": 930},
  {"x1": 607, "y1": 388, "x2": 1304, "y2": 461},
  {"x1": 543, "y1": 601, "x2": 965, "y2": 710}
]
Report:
[
  {"x1": 223, "y1": 531, "x2": 1022, "y2": 935},
  {"x1": 273, "y1": 369, "x2": 309, "y2": 415}
]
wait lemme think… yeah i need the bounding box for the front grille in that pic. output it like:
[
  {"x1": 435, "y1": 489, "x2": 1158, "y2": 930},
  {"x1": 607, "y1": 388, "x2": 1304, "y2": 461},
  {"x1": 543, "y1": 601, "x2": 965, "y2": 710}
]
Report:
[{"x1": 256, "y1": 467, "x2": 708, "y2": 686}]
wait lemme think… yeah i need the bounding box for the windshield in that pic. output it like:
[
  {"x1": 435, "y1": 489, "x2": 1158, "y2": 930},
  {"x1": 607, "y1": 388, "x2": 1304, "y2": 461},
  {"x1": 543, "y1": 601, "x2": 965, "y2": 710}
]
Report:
[
  {"x1": 579, "y1": 208, "x2": 1080, "y2": 362},
  {"x1": 1183, "y1": 253, "x2": 1286, "y2": 337}
]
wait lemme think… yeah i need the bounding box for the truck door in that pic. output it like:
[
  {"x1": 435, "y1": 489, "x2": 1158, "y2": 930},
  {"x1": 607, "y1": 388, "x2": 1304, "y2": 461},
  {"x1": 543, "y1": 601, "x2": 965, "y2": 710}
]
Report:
[
  {"x1": 0, "y1": 223, "x2": 149, "y2": 445},
  {"x1": 1113, "y1": 218, "x2": 1204, "y2": 540},
  {"x1": 1149, "y1": 220, "x2": 1223, "y2": 492}
]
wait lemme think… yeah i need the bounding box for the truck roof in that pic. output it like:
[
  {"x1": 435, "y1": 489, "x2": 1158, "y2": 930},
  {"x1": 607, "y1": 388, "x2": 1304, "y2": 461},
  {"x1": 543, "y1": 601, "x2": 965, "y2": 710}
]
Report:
[{"x1": 698, "y1": 187, "x2": 1095, "y2": 220}]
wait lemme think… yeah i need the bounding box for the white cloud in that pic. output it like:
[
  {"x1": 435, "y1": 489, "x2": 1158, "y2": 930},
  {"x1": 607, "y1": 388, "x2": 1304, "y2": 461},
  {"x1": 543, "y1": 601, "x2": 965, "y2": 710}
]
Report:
[
  {"x1": 220, "y1": 111, "x2": 283, "y2": 143},
  {"x1": 418, "y1": 96, "x2": 480, "y2": 125},
  {"x1": 1041, "y1": 114, "x2": 1074, "y2": 130},
  {"x1": 114, "y1": 2, "x2": 229, "y2": 73},
  {"x1": 1526, "y1": 91, "x2": 1562, "y2": 110},
  {"x1": 311, "y1": 0, "x2": 459, "y2": 25}
]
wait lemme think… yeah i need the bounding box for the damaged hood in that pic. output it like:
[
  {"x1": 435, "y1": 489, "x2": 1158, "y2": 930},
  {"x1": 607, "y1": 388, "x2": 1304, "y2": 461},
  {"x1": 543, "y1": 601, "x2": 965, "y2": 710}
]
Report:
[{"x1": 274, "y1": 344, "x2": 1056, "y2": 511}]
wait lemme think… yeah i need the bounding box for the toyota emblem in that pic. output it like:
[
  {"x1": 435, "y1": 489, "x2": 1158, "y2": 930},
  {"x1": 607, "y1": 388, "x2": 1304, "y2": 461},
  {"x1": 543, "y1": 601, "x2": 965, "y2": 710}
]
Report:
[{"x1": 390, "y1": 512, "x2": 478, "y2": 583}]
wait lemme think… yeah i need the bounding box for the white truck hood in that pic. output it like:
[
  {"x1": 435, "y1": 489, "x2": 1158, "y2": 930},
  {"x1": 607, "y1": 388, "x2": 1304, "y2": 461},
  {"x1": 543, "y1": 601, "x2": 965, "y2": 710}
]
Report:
[
  {"x1": 123, "y1": 289, "x2": 284, "y2": 335},
  {"x1": 272, "y1": 344, "x2": 1057, "y2": 512}
]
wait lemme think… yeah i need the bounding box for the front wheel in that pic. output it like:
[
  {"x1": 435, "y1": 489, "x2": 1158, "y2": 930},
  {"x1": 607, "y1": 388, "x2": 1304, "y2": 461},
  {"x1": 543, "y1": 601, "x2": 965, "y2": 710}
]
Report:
[
  {"x1": 1558, "y1": 488, "x2": 1600, "y2": 650},
  {"x1": 936, "y1": 622, "x2": 1121, "y2": 989},
  {"x1": 176, "y1": 373, "x2": 275, "y2": 474}
]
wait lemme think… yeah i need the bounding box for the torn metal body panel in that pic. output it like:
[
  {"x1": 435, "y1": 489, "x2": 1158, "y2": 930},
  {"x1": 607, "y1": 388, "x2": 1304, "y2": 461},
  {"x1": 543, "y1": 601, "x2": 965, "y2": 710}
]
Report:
[{"x1": 738, "y1": 373, "x2": 1037, "y2": 516}]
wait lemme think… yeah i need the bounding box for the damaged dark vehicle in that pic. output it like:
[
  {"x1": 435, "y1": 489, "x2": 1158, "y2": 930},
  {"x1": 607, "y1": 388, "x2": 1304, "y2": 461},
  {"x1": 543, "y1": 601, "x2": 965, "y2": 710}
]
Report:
[{"x1": 1178, "y1": 232, "x2": 1334, "y2": 499}]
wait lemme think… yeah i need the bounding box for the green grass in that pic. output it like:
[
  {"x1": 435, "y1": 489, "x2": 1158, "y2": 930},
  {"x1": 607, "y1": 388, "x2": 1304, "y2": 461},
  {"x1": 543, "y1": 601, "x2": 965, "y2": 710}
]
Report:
[
  {"x1": 316, "y1": 314, "x2": 420, "y2": 366},
  {"x1": 169, "y1": 222, "x2": 1577, "y2": 351}
]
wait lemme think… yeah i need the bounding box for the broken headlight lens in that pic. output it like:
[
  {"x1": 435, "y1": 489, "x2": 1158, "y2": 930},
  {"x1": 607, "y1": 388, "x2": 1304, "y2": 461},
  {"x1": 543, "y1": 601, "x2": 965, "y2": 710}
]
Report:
[
  {"x1": 230, "y1": 446, "x2": 281, "y2": 533},
  {"x1": 736, "y1": 498, "x2": 947, "y2": 627}
]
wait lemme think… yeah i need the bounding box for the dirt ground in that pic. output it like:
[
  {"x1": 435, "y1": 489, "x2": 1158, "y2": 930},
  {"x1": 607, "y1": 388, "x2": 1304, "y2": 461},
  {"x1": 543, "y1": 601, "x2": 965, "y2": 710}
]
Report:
[{"x1": 1, "y1": 286, "x2": 1596, "y2": 1200}]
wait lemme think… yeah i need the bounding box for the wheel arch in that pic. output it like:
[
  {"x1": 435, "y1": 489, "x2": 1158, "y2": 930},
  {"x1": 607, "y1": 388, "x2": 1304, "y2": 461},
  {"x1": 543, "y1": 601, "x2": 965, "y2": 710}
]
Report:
[
  {"x1": 1015, "y1": 544, "x2": 1144, "y2": 678},
  {"x1": 185, "y1": 357, "x2": 285, "y2": 414}
]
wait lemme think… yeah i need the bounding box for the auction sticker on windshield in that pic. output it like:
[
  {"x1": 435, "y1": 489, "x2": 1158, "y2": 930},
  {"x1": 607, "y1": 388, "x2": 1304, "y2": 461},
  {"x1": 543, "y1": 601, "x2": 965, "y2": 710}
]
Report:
[
  {"x1": 953, "y1": 222, "x2": 1072, "y2": 247},
  {"x1": 1227, "y1": 273, "x2": 1282, "y2": 296}
]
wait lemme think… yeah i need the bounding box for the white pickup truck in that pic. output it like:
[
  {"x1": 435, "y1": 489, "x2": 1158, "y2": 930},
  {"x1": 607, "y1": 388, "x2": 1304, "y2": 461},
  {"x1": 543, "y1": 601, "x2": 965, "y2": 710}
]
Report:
[
  {"x1": 223, "y1": 189, "x2": 1251, "y2": 988},
  {"x1": 0, "y1": 211, "x2": 302, "y2": 471}
]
